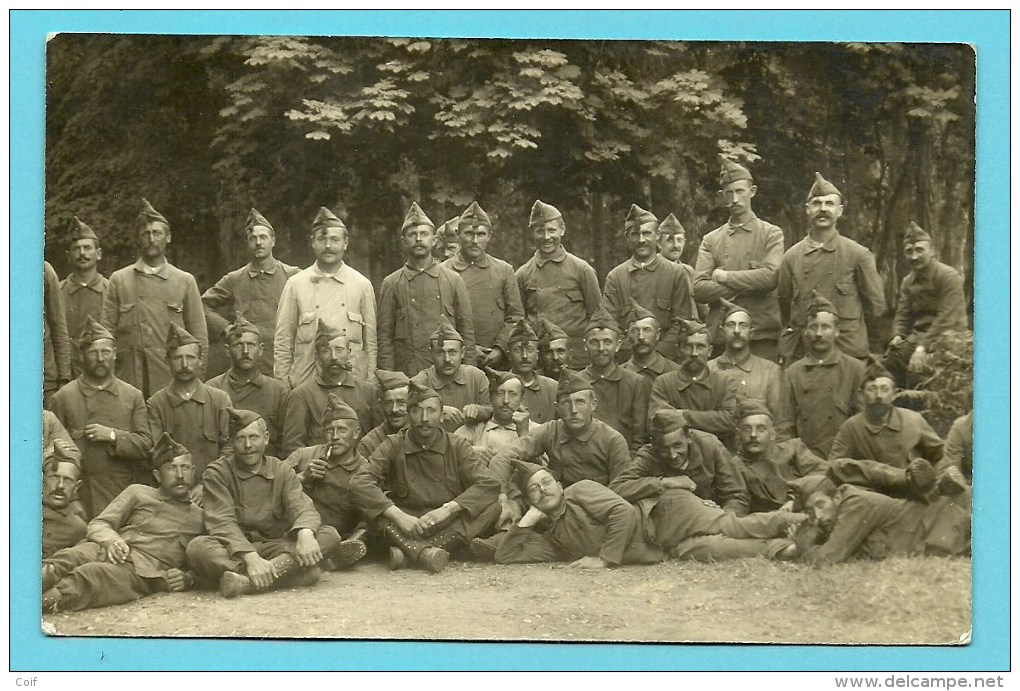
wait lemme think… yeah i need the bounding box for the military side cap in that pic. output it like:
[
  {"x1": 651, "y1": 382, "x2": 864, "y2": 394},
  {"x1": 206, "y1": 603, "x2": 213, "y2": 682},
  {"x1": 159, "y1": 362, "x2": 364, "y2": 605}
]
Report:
[
  {"x1": 312, "y1": 206, "x2": 346, "y2": 233},
  {"x1": 807, "y1": 172, "x2": 842, "y2": 200},
  {"x1": 862, "y1": 356, "x2": 895, "y2": 386},
  {"x1": 735, "y1": 398, "x2": 773, "y2": 421},
  {"x1": 77, "y1": 316, "x2": 114, "y2": 350},
  {"x1": 536, "y1": 316, "x2": 569, "y2": 350},
  {"x1": 407, "y1": 379, "x2": 441, "y2": 408},
  {"x1": 513, "y1": 459, "x2": 549, "y2": 497},
  {"x1": 375, "y1": 369, "x2": 410, "y2": 392},
  {"x1": 719, "y1": 156, "x2": 753, "y2": 186},
  {"x1": 585, "y1": 303, "x2": 621, "y2": 334},
  {"x1": 314, "y1": 319, "x2": 346, "y2": 349},
  {"x1": 650, "y1": 408, "x2": 688, "y2": 438},
  {"x1": 507, "y1": 318, "x2": 539, "y2": 347},
  {"x1": 674, "y1": 317, "x2": 708, "y2": 340},
  {"x1": 149, "y1": 432, "x2": 191, "y2": 470},
  {"x1": 720, "y1": 297, "x2": 750, "y2": 322},
  {"x1": 556, "y1": 369, "x2": 592, "y2": 397},
  {"x1": 323, "y1": 392, "x2": 359, "y2": 424},
  {"x1": 245, "y1": 208, "x2": 274, "y2": 234},
  {"x1": 228, "y1": 407, "x2": 264, "y2": 438},
  {"x1": 137, "y1": 198, "x2": 169, "y2": 229},
  {"x1": 438, "y1": 217, "x2": 460, "y2": 241},
  {"x1": 625, "y1": 204, "x2": 658, "y2": 232},
  {"x1": 224, "y1": 314, "x2": 261, "y2": 343},
  {"x1": 657, "y1": 213, "x2": 686, "y2": 236},
  {"x1": 805, "y1": 290, "x2": 839, "y2": 319},
  {"x1": 789, "y1": 474, "x2": 837, "y2": 507},
  {"x1": 529, "y1": 199, "x2": 562, "y2": 228},
  {"x1": 459, "y1": 201, "x2": 491, "y2": 230},
  {"x1": 166, "y1": 323, "x2": 199, "y2": 353},
  {"x1": 903, "y1": 221, "x2": 932, "y2": 245},
  {"x1": 402, "y1": 202, "x2": 435, "y2": 232},
  {"x1": 66, "y1": 216, "x2": 99, "y2": 248},
  {"x1": 626, "y1": 298, "x2": 657, "y2": 330},
  {"x1": 431, "y1": 314, "x2": 463, "y2": 344},
  {"x1": 484, "y1": 367, "x2": 520, "y2": 396},
  {"x1": 44, "y1": 440, "x2": 82, "y2": 469}
]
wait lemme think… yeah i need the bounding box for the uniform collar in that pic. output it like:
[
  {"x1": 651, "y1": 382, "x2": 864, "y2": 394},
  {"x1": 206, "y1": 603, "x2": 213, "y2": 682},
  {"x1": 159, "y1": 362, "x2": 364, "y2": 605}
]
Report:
[
  {"x1": 233, "y1": 454, "x2": 276, "y2": 479},
  {"x1": 316, "y1": 371, "x2": 355, "y2": 389},
  {"x1": 673, "y1": 367, "x2": 710, "y2": 390},
  {"x1": 403, "y1": 428, "x2": 449, "y2": 454},
  {"x1": 626, "y1": 255, "x2": 661, "y2": 272},
  {"x1": 76, "y1": 375, "x2": 120, "y2": 397},
  {"x1": 803, "y1": 350, "x2": 841, "y2": 368},
  {"x1": 310, "y1": 262, "x2": 346, "y2": 283},
  {"x1": 518, "y1": 373, "x2": 542, "y2": 391},
  {"x1": 323, "y1": 449, "x2": 364, "y2": 473},
  {"x1": 167, "y1": 383, "x2": 210, "y2": 406},
  {"x1": 402, "y1": 258, "x2": 440, "y2": 279},
  {"x1": 132, "y1": 259, "x2": 170, "y2": 279},
  {"x1": 804, "y1": 230, "x2": 842, "y2": 254},
  {"x1": 246, "y1": 260, "x2": 280, "y2": 278},
  {"x1": 583, "y1": 363, "x2": 622, "y2": 382},
  {"x1": 626, "y1": 353, "x2": 670, "y2": 375},
  {"x1": 64, "y1": 273, "x2": 105, "y2": 293},
  {"x1": 862, "y1": 407, "x2": 904, "y2": 435},
  {"x1": 450, "y1": 252, "x2": 491, "y2": 271},
  {"x1": 533, "y1": 246, "x2": 567, "y2": 267},
  {"x1": 485, "y1": 418, "x2": 518, "y2": 432},
  {"x1": 725, "y1": 214, "x2": 759, "y2": 234},
  {"x1": 156, "y1": 486, "x2": 194, "y2": 505},
  {"x1": 713, "y1": 351, "x2": 754, "y2": 373},
  {"x1": 44, "y1": 503, "x2": 73, "y2": 518},
  {"x1": 227, "y1": 368, "x2": 265, "y2": 388},
  {"x1": 424, "y1": 366, "x2": 466, "y2": 389},
  {"x1": 556, "y1": 418, "x2": 597, "y2": 444}
]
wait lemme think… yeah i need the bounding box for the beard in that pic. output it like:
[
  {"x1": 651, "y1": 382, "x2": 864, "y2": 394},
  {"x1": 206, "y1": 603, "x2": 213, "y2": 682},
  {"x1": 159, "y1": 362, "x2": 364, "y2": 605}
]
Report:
[
  {"x1": 681, "y1": 357, "x2": 706, "y2": 377},
  {"x1": 865, "y1": 402, "x2": 892, "y2": 422}
]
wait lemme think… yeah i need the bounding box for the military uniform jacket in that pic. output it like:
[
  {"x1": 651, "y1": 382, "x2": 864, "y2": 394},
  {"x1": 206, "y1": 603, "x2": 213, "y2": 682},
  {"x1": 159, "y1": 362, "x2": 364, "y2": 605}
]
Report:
[
  {"x1": 776, "y1": 351, "x2": 865, "y2": 458},
  {"x1": 708, "y1": 352, "x2": 783, "y2": 417},
  {"x1": 206, "y1": 369, "x2": 290, "y2": 459},
  {"x1": 610, "y1": 432, "x2": 750, "y2": 516},
  {"x1": 281, "y1": 373, "x2": 379, "y2": 457},
  {"x1": 891, "y1": 260, "x2": 968, "y2": 348},
  {"x1": 693, "y1": 216, "x2": 785, "y2": 342},
  {"x1": 286, "y1": 444, "x2": 366, "y2": 533},
  {"x1": 350, "y1": 429, "x2": 500, "y2": 520},
  {"x1": 829, "y1": 407, "x2": 945, "y2": 469},
  {"x1": 602, "y1": 254, "x2": 693, "y2": 354},
  {"x1": 778, "y1": 231, "x2": 886, "y2": 358},
  {"x1": 580, "y1": 363, "x2": 651, "y2": 453},
  {"x1": 356, "y1": 422, "x2": 398, "y2": 460},
  {"x1": 44, "y1": 261, "x2": 72, "y2": 387},
  {"x1": 274, "y1": 262, "x2": 377, "y2": 387},
  {"x1": 146, "y1": 382, "x2": 231, "y2": 477},
  {"x1": 938, "y1": 412, "x2": 972, "y2": 481},
  {"x1": 378, "y1": 259, "x2": 476, "y2": 376},
  {"x1": 202, "y1": 259, "x2": 300, "y2": 376},
  {"x1": 203, "y1": 452, "x2": 321, "y2": 559},
  {"x1": 442, "y1": 252, "x2": 524, "y2": 350},
  {"x1": 411, "y1": 365, "x2": 491, "y2": 432},
  {"x1": 518, "y1": 373, "x2": 558, "y2": 424},
  {"x1": 649, "y1": 368, "x2": 738, "y2": 441},
  {"x1": 732, "y1": 439, "x2": 828, "y2": 513},
  {"x1": 488, "y1": 418, "x2": 630, "y2": 492},
  {"x1": 622, "y1": 352, "x2": 679, "y2": 384},
  {"x1": 86, "y1": 484, "x2": 204, "y2": 578},
  {"x1": 50, "y1": 377, "x2": 152, "y2": 517},
  {"x1": 494, "y1": 480, "x2": 661, "y2": 566},
  {"x1": 60, "y1": 273, "x2": 110, "y2": 376},
  {"x1": 42, "y1": 410, "x2": 79, "y2": 463},
  {"x1": 101, "y1": 260, "x2": 208, "y2": 396},
  {"x1": 43, "y1": 504, "x2": 87, "y2": 559},
  {"x1": 800, "y1": 485, "x2": 971, "y2": 565}
]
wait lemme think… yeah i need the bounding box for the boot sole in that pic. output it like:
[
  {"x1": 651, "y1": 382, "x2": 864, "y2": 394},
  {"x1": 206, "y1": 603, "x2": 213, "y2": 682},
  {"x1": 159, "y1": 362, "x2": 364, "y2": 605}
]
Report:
[{"x1": 330, "y1": 540, "x2": 368, "y2": 569}]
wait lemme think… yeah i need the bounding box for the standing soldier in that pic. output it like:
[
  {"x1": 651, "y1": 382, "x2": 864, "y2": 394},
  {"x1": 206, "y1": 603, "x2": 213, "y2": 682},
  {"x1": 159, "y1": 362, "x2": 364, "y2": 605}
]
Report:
[
  {"x1": 442, "y1": 201, "x2": 524, "y2": 365},
  {"x1": 44, "y1": 261, "x2": 72, "y2": 408},
  {"x1": 50, "y1": 318, "x2": 151, "y2": 518},
  {"x1": 101, "y1": 199, "x2": 207, "y2": 399},
  {"x1": 778, "y1": 172, "x2": 886, "y2": 362},
  {"x1": 202, "y1": 208, "x2": 299, "y2": 379},
  {"x1": 60, "y1": 216, "x2": 109, "y2": 378},
  {"x1": 378, "y1": 202, "x2": 476, "y2": 376},
  {"x1": 206, "y1": 315, "x2": 290, "y2": 459},
  {"x1": 694, "y1": 157, "x2": 785, "y2": 362},
  {"x1": 275, "y1": 206, "x2": 376, "y2": 388},
  {"x1": 410, "y1": 316, "x2": 491, "y2": 433},
  {"x1": 885, "y1": 221, "x2": 968, "y2": 388},
  {"x1": 602, "y1": 204, "x2": 692, "y2": 361},
  {"x1": 516, "y1": 200, "x2": 601, "y2": 369},
  {"x1": 146, "y1": 324, "x2": 231, "y2": 483}
]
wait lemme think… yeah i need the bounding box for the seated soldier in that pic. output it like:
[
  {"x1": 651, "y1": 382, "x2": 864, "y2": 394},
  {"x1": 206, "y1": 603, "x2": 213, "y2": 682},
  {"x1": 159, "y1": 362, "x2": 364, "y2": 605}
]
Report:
[
  {"x1": 535, "y1": 316, "x2": 572, "y2": 380},
  {"x1": 708, "y1": 300, "x2": 782, "y2": 416},
  {"x1": 455, "y1": 368, "x2": 531, "y2": 465},
  {"x1": 42, "y1": 445, "x2": 87, "y2": 559},
  {"x1": 827, "y1": 361, "x2": 946, "y2": 499},
  {"x1": 505, "y1": 319, "x2": 558, "y2": 424},
  {"x1": 357, "y1": 369, "x2": 409, "y2": 459},
  {"x1": 285, "y1": 394, "x2": 369, "y2": 569},
  {"x1": 282, "y1": 321, "x2": 378, "y2": 457},
  {"x1": 792, "y1": 478, "x2": 971, "y2": 566},
  {"x1": 621, "y1": 299, "x2": 679, "y2": 384},
  {"x1": 936, "y1": 410, "x2": 972, "y2": 493},
  {"x1": 493, "y1": 459, "x2": 803, "y2": 566},
  {"x1": 186, "y1": 408, "x2": 347, "y2": 598},
  {"x1": 349, "y1": 381, "x2": 501, "y2": 574},
  {"x1": 730, "y1": 399, "x2": 828, "y2": 513},
  {"x1": 42, "y1": 433, "x2": 204, "y2": 612},
  {"x1": 410, "y1": 315, "x2": 491, "y2": 433},
  {"x1": 611, "y1": 409, "x2": 750, "y2": 516}
]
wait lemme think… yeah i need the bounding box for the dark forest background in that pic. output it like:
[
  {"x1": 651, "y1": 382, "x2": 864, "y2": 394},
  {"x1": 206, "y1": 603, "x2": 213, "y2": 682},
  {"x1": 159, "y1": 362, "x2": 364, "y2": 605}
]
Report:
[{"x1": 44, "y1": 36, "x2": 975, "y2": 340}]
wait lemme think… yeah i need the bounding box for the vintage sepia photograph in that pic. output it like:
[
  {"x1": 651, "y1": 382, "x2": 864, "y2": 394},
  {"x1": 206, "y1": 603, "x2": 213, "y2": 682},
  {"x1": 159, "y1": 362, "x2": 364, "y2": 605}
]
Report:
[{"x1": 37, "y1": 28, "x2": 976, "y2": 647}]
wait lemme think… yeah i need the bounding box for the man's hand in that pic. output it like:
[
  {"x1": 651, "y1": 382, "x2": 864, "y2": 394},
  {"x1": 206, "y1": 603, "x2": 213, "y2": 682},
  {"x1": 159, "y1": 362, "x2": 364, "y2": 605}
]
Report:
[
  {"x1": 243, "y1": 553, "x2": 277, "y2": 590},
  {"x1": 188, "y1": 484, "x2": 204, "y2": 507},
  {"x1": 104, "y1": 539, "x2": 130, "y2": 564},
  {"x1": 165, "y1": 568, "x2": 193, "y2": 593},
  {"x1": 413, "y1": 506, "x2": 454, "y2": 537},
  {"x1": 384, "y1": 507, "x2": 421, "y2": 536},
  {"x1": 462, "y1": 404, "x2": 484, "y2": 422},
  {"x1": 889, "y1": 335, "x2": 904, "y2": 348},
  {"x1": 472, "y1": 446, "x2": 496, "y2": 464},
  {"x1": 778, "y1": 499, "x2": 796, "y2": 513},
  {"x1": 294, "y1": 528, "x2": 323, "y2": 567},
  {"x1": 512, "y1": 406, "x2": 531, "y2": 435},
  {"x1": 442, "y1": 405, "x2": 466, "y2": 428},
  {"x1": 661, "y1": 476, "x2": 697, "y2": 492},
  {"x1": 85, "y1": 423, "x2": 116, "y2": 443},
  {"x1": 305, "y1": 458, "x2": 328, "y2": 482},
  {"x1": 701, "y1": 498, "x2": 720, "y2": 509},
  {"x1": 712, "y1": 268, "x2": 729, "y2": 285},
  {"x1": 497, "y1": 494, "x2": 522, "y2": 530},
  {"x1": 908, "y1": 346, "x2": 929, "y2": 373},
  {"x1": 482, "y1": 348, "x2": 503, "y2": 368},
  {"x1": 518, "y1": 505, "x2": 547, "y2": 529},
  {"x1": 570, "y1": 556, "x2": 608, "y2": 569}
]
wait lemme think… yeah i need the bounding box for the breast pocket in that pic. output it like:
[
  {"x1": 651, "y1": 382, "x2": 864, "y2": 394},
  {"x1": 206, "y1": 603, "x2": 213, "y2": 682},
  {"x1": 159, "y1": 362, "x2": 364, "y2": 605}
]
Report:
[
  {"x1": 834, "y1": 275, "x2": 862, "y2": 319},
  {"x1": 296, "y1": 312, "x2": 317, "y2": 344},
  {"x1": 347, "y1": 311, "x2": 365, "y2": 346},
  {"x1": 166, "y1": 301, "x2": 185, "y2": 327},
  {"x1": 394, "y1": 306, "x2": 409, "y2": 340},
  {"x1": 116, "y1": 303, "x2": 136, "y2": 337}
]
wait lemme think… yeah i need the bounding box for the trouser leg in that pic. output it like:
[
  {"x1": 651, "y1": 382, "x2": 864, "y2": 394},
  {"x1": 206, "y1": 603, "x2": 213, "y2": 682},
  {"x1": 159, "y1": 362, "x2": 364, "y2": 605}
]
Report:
[
  {"x1": 651, "y1": 490, "x2": 797, "y2": 548},
  {"x1": 48, "y1": 562, "x2": 161, "y2": 612},
  {"x1": 669, "y1": 535, "x2": 793, "y2": 562},
  {"x1": 185, "y1": 535, "x2": 241, "y2": 588},
  {"x1": 44, "y1": 542, "x2": 105, "y2": 581}
]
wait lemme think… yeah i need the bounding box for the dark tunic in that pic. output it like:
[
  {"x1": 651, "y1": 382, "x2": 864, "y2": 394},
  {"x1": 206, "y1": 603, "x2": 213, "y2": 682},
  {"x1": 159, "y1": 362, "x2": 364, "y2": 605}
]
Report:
[
  {"x1": 206, "y1": 369, "x2": 289, "y2": 459},
  {"x1": 146, "y1": 382, "x2": 231, "y2": 478},
  {"x1": 411, "y1": 365, "x2": 491, "y2": 433},
  {"x1": 287, "y1": 444, "x2": 365, "y2": 535},
  {"x1": 829, "y1": 407, "x2": 945, "y2": 468},
  {"x1": 43, "y1": 504, "x2": 87, "y2": 559},
  {"x1": 580, "y1": 363, "x2": 651, "y2": 453},
  {"x1": 60, "y1": 272, "x2": 109, "y2": 377},
  {"x1": 518, "y1": 373, "x2": 558, "y2": 424},
  {"x1": 708, "y1": 352, "x2": 783, "y2": 417},
  {"x1": 732, "y1": 439, "x2": 828, "y2": 513},
  {"x1": 602, "y1": 255, "x2": 693, "y2": 358},
  {"x1": 891, "y1": 260, "x2": 968, "y2": 348},
  {"x1": 442, "y1": 252, "x2": 524, "y2": 351},
  {"x1": 649, "y1": 367, "x2": 738, "y2": 443},
  {"x1": 622, "y1": 352, "x2": 679, "y2": 385},
  {"x1": 281, "y1": 372, "x2": 378, "y2": 457},
  {"x1": 938, "y1": 412, "x2": 972, "y2": 481}
]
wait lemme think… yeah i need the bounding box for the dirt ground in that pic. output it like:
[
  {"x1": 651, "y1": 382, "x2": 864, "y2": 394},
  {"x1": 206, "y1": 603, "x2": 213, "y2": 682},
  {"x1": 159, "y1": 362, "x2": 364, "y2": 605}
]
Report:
[{"x1": 43, "y1": 555, "x2": 971, "y2": 644}]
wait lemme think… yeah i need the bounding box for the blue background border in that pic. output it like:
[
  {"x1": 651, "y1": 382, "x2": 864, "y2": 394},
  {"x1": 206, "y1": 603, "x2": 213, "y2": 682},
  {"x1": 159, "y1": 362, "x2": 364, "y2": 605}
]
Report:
[{"x1": 11, "y1": 9, "x2": 1009, "y2": 671}]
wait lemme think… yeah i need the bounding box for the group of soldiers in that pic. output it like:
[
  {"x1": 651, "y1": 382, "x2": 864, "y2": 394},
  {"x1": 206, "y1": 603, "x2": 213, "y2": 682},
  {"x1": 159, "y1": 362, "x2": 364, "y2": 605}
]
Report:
[{"x1": 40, "y1": 157, "x2": 973, "y2": 615}]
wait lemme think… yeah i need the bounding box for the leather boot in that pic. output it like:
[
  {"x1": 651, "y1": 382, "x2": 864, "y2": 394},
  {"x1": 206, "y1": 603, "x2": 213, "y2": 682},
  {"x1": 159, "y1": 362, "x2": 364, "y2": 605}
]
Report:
[
  {"x1": 383, "y1": 525, "x2": 449, "y2": 574},
  {"x1": 219, "y1": 553, "x2": 315, "y2": 598},
  {"x1": 324, "y1": 538, "x2": 367, "y2": 571},
  {"x1": 469, "y1": 534, "x2": 503, "y2": 562},
  {"x1": 428, "y1": 530, "x2": 467, "y2": 553},
  {"x1": 42, "y1": 587, "x2": 61, "y2": 613},
  {"x1": 42, "y1": 564, "x2": 58, "y2": 592}
]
